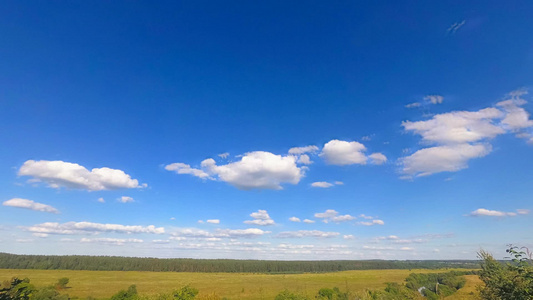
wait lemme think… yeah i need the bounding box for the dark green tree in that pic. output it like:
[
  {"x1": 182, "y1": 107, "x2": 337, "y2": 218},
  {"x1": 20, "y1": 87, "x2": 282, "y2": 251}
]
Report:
[{"x1": 0, "y1": 278, "x2": 35, "y2": 300}]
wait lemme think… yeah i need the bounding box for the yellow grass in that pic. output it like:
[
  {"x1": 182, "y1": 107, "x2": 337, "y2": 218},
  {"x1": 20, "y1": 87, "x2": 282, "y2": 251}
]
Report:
[{"x1": 0, "y1": 269, "x2": 479, "y2": 299}]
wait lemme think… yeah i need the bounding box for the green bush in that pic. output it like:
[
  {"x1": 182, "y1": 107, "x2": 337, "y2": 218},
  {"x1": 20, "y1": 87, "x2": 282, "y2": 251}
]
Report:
[{"x1": 274, "y1": 289, "x2": 309, "y2": 300}]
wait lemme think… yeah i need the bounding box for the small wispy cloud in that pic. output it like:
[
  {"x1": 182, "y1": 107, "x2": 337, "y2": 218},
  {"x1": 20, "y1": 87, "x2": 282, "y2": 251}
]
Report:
[
  {"x1": 118, "y1": 196, "x2": 134, "y2": 203},
  {"x1": 310, "y1": 181, "x2": 344, "y2": 188},
  {"x1": 447, "y1": 20, "x2": 466, "y2": 35},
  {"x1": 468, "y1": 208, "x2": 529, "y2": 217},
  {"x1": 3, "y1": 198, "x2": 59, "y2": 214}
]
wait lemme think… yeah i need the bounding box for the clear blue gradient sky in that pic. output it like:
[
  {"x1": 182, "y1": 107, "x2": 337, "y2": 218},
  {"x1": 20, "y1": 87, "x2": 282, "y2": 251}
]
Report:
[{"x1": 1, "y1": 1, "x2": 532, "y2": 260}]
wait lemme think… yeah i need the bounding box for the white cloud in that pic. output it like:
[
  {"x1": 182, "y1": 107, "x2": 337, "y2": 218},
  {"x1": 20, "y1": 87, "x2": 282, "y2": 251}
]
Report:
[
  {"x1": 3, "y1": 198, "x2": 59, "y2": 214},
  {"x1": 200, "y1": 151, "x2": 304, "y2": 190},
  {"x1": 311, "y1": 181, "x2": 344, "y2": 188},
  {"x1": 406, "y1": 95, "x2": 444, "y2": 108},
  {"x1": 369, "y1": 153, "x2": 387, "y2": 165},
  {"x1": 288, "y1": 145, "x2": 319, "y2": 155},
  {"x1": 405, "y1": 102, "x2": 421, "y2": 108},
  {"x1": 303, "y1": 219, "x2": 315, "y2": 224},
  {"x1": 206, "y1": 219, "x2": 220, "y2": 224},
  {"x1": 447, "y1": 20, "x2": 466, "y2": 34},
  {"x1": 16, "y1": 239, "x2": 34, "y2": 243},
  {"x1": 25, "y1": 221, "x2": 165, "y2": 235},
  {"x1": 244, "y1": 210, "x2": 275, "y2": 226},
  {"x1": 277, "y1": 230, "x2": 340, "y2": 238},
  {"x1": 97, "y1": 197, "x2": 105, "y2": 203},
  {"x1": 399, "y1": 92, "x2": 533, "y2": 177},
  {"x1": 297, "y1": 154, "x2": 312, "y2": 165},
  {"x1": 424, "y1": 95, "x2": 444, "y2": 105},
  {"x1": 359, "y1": 214, "x2": 374, "y2": 219},
  {"x1": 320, "y1": 140, "x2": 367, "y2": 165},
  {"x1": 314, "y1": 209, "x2": 355, "y2": 223},
  {"x1": 33, "y1": 233, "x2": 49, "y2": 238},
  {"x1": 468, "y1": 208, "x2": 529, "y2": 217},
  {"x1": 496, "y1": 89, "x2": 533, "y2": 131},
  {"x1": 289, "y1": 217, "x2": 301, "y2": 222},
  {"x1": 218, "y1": 152, "x2": 230, "y2": 159},
  {"x1": 118, "y1": 196, "x2": 134, "y2": 203},
  {"x1": 343, "y1": 235, "x2": 355, "y2": 240},
  {"x1": 171, "y1": 228, "x2": 269, "y2": 239},
  {"x1": 18, "y1": 160, "x2": 146, "y2": 191},
  {"x1": 400, "y1": 90, "x2": 533, "y2": 178},
  {"x1": 81, "y1": 238, "x2": 144, "y2": 245},
  {"x1": 358, "y1": 219, "x2": 385, "y2": 226},
  {"x1": 376, "y1": 235, "x2": 399, "y2": 240},
  {"x1": 402, "y1": 108, "x2": 504, "y2": 144},
  {"x1": 401, "y1": 143, "x2": 492, "y2": 177},
  {"x1": 152, "y1": 239, "x2": 171, "y2": 244},
  {"x1": 165, "y1": 163, "x2": 211, "y2": 179},
  {"x1": 311, "y1": 182, "x2": 334, "y2": 188}
]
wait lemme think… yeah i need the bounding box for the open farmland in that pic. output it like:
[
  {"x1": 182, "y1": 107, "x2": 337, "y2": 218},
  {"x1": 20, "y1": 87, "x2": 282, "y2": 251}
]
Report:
[{"x1": 0, "y1": 268, "x2": 479, "y2": 299}]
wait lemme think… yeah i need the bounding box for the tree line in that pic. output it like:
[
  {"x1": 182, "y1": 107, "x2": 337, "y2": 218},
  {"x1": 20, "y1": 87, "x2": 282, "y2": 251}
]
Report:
[{"x1": 0, "y1": 253, "x2": 478, "y2": 273}]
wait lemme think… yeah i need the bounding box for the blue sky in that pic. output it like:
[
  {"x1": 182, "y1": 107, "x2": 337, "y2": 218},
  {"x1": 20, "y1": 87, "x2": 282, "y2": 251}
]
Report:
[{"x1": 1, "y1": 1, "x2": 533, "y2": 260}]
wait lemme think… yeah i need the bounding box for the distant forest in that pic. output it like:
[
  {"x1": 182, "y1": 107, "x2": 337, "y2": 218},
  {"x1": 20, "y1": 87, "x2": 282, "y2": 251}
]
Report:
[{"x1": 0, "y1": 253, "x2": 479, "y2": 273}]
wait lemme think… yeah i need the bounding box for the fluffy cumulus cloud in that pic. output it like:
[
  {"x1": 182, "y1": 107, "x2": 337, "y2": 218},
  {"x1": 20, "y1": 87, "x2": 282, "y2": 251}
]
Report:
[
  {"x1": 167, "y1": 151, "x2": 304, "y2": 190},
  {"x1": 296, "y1": 154, "x2": 312, "y2": 165},
  {"x1": 368, "y1": 153, "x2": 387, "y2": 165},
  {"x1": 289, "y1": 217, "x2": 301, "y2": 222},
  {"x1": 400, "y1": 89, "x2": 533, "y2": 178},
  {"x1": 18, "y1": 160, "x2": 146, "y2": 191},
  {"x1": 276, "y1": 230, "x2": 340, "y2": 238},
  {"x1": 320, "y1": 140, "x2": 387, "y2": 166},
  {"x1": 314, "y1": 209, "x2": 355, "y2": 223},
  {"x1": 401, "y1": 144, "x2": 492, "y2": 177},
  {"x1": 402, "y1": 108, "x2": 504, "y2": 145},
  {"x1": 468, "y1": 208, "x2": 530, "y2": 217},
  {"x1": 206, "y1": 219, "x2": 220, "y2": 224},
  {"x1": 244, "y1": 210, "x2": 275, "y2": 226},
  {"x1": 3, "y1": 198, "x2": 59, "y2": 214},
  {"x1": 303, "y1": 219, "x2": 315, "y2": 224},
  {"x1": 25, "y1": 221, "x2": 165, "y2": 235},
  {"x1": 497, "y1": 89, "x2": 533, "y2": 131},
  {"x1": 320, "y1": 140, "x2": 368, "y2": 165}
]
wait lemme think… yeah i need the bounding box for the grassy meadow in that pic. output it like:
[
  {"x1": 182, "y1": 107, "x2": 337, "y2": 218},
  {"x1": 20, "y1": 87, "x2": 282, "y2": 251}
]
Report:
[{"x1": 0, "y1": 268, "x2": 480, "y2": 299}]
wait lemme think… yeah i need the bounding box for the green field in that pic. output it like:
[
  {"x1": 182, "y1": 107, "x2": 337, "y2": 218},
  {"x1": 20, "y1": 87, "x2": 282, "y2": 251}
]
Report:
[{"x1": 0, "y1": 269, "x2": 480, "y2": 299}]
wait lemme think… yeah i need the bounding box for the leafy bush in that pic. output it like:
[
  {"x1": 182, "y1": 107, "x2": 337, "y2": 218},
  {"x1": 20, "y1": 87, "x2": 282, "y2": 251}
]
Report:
[
  {"x1": 478, "y1": 245, "x2": 533, "y2": 299},
  {"x1": 274, "y1": 289, "x2": 309, "y2": 300},
  {"x1": 110, "y1": 285, "x2": 139, "y2": 300},
  {"x1": 316, "y1": 287, "x2": 348, "y2": 300}
]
